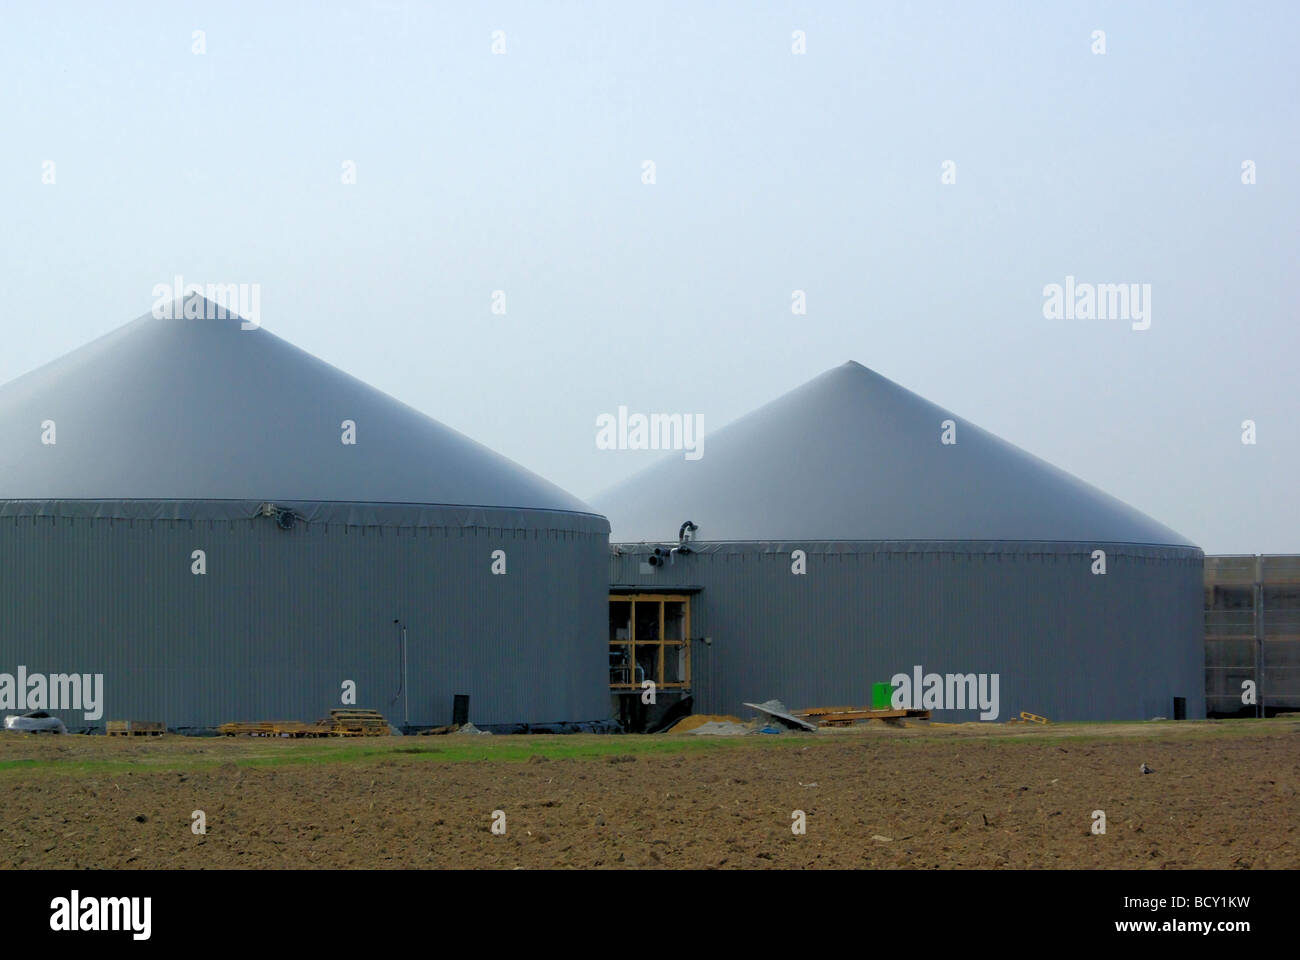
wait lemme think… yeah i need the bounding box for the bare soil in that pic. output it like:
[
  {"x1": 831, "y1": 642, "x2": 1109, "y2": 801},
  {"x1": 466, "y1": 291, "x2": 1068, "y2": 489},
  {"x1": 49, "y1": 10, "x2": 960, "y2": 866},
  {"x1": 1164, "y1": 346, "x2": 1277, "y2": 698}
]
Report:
[{"x1": 1, "y1": 719, "x2": 1295, "y2": 869}]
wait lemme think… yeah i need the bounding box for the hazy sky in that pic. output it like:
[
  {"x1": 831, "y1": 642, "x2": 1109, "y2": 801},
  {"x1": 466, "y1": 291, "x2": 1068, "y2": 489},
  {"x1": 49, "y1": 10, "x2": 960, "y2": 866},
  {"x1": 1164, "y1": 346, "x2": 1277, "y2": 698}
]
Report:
[{"x1": 2, "y1": 1, "x2": 1296, "y2": 553}]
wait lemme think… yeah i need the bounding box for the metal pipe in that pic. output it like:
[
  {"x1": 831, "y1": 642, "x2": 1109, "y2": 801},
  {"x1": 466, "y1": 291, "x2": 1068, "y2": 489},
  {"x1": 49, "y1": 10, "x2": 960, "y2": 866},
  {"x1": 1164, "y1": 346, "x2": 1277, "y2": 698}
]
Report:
[
  {"x1": 391, "y1": 618, "x2": 408, "y2": 730},
  {"x1": 1255, "y1": 555, "x2": 1264, "y2": 719}
]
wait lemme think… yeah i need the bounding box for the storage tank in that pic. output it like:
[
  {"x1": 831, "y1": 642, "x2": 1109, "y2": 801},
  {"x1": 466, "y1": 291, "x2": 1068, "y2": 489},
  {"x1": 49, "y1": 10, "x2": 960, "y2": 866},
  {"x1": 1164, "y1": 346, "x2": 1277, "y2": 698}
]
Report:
[
  {"x1": 0, "y1": 297, "x2": 610, "y2": 731},
  {"x1": 595, "y1": 362, "x2": 1204, "y2": 722}
]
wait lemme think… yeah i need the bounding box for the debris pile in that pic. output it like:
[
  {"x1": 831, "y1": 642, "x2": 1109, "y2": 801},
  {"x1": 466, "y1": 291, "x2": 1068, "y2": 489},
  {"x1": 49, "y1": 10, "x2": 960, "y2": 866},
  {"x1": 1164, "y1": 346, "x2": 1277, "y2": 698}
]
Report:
[
  {"x1": 663, "y1": 714, "x2": 743, "y2": 734},
  {"x1": 669, "y1": 700, "x2": 815, "y2": 736},
  {"x1": 746, "y1": 700, "x2": 818, "y2": 732},
  {"x1": 688, "y1": 721, "x2": 751, "y2": 737},
  {"x1": 666, "y1": 695, "x2": 939, "y2": 735}
]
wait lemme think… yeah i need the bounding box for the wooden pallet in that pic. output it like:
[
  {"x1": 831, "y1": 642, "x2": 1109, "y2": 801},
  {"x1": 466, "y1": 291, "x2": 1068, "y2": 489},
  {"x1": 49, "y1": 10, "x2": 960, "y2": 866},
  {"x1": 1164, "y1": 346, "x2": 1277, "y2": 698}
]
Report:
[
  {"x1": 219, "y1": 710, "x2": 391, "y2": 738},
  {"x1": 106, "y1": 720, "x2": 165, "y2": 737},
  {"x1": 1006, "y1": 711, "x2": 1050, "y2": 725},
  {"x1": 324, "y1": 709, "x2": 390, "y2": 737},
  {"x1": 219, "y1": 721, "x2": 274, "y2": 737},
  {"x1": 793, "y1": 706, "x2": 932, "y2": 727},
  {"x1": 418, "y1": 724, "x2": 459, "y2": 736},
  {"x1": 271, "y1": 721, "x2": 329, "y2": 738},
  {"x1": 218, "y1": 721, "x2": 328, "y2": 738}
]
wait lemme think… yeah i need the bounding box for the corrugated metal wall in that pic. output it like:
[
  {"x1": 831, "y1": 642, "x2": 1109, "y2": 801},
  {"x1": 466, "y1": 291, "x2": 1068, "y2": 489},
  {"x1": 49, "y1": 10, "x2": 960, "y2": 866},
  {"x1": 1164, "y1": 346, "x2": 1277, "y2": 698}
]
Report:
[
  {"x1": 611, "y1": 541, "x2": 1205, "y2": 722},
  {"x1": 0, "y1": 510, "x2": 611, "y2": 730}
]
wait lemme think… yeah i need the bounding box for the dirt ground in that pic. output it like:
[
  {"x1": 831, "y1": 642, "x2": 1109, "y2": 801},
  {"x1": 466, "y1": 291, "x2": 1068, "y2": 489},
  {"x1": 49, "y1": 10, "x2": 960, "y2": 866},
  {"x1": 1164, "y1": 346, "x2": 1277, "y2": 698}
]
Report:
[{"x1": 1, "y1": 719, "x2": 1296, "y2": 869}]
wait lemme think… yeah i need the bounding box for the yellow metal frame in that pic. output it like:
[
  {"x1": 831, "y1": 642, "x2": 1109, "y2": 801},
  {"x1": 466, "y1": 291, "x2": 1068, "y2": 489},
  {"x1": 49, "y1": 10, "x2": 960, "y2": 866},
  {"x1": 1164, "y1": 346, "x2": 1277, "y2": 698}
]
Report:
[{"x1": 608, "y1": 593, "x2": 691, "y2": 691}]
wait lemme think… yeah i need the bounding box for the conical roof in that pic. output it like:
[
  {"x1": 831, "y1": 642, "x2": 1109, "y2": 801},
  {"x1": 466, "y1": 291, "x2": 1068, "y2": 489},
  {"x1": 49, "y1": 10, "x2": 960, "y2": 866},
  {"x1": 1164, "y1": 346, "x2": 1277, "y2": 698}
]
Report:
[
  {"x1": 0, "y1": 298, "x2": 597, "y2": 518},
  {"x1": 593, "y1": 361, "x2": 1194, "y2": 547}
]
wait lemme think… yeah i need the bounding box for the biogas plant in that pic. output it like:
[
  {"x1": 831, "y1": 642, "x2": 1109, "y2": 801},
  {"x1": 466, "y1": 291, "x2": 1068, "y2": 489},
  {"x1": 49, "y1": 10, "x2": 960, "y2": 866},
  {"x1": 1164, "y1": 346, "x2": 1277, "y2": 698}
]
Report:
[
  {"x1": 2, "y1": 299, "x2": 1284, "y2": 734},
  {"x1": 0, "y1": 297, "x2": 608, "y2": 732},
  {"x1": 595, "y1": 361, "x2": 1204, "y2": 727}
]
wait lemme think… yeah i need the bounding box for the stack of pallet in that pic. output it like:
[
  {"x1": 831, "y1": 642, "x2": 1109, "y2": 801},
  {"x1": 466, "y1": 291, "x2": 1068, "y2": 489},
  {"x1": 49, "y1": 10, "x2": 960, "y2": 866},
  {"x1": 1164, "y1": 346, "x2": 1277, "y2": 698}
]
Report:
[
  {"x1": 106, "y1": 720, "x2": 165, "y2": 737},
  {"x1": 219, "y1": 709, "x2": 391, "y2": 738},
  {"x1": 322, "y1": 709, "x2": 390, "y2": 737},
  {"x1": 217, "y1": 720, "x2": 326, "y2": 738}
]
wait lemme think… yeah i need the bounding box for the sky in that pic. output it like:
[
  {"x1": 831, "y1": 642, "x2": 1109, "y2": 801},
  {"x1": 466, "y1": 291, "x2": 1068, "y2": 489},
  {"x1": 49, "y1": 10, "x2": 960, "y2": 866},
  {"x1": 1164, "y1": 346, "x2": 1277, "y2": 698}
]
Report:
[{"x1": 1, "y1": 1, "x2": 1296, "y2": 554}]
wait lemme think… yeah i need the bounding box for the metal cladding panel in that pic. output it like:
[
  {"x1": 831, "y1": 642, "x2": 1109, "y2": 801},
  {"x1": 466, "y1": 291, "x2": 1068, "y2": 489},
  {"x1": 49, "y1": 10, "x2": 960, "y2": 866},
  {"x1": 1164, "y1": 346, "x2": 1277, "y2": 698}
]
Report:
[
  {"x1": 0, "y1": 510, "x2": 611, "y2": 730},
  {"x1": 611, "y1": 541, "x2": 1205, "y2": 723}
]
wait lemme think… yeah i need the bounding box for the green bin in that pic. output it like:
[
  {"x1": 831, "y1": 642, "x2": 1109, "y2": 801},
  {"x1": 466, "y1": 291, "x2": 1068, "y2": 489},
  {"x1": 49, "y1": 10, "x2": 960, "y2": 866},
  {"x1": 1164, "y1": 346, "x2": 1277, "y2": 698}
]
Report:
[{"x1": 872, "y1": 681, "x2": 893, "y2": 710}]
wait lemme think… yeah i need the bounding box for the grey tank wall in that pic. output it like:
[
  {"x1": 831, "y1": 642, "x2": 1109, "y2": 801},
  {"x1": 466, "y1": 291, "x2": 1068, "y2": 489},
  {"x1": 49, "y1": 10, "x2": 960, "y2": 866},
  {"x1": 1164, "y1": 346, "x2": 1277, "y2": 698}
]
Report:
[
  {"x1": 0, "y1": 503, "x2": 611, "y2": 730},
  {"x1": 611, "y1": 541, "x2": 1205, "y2": 723}
]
